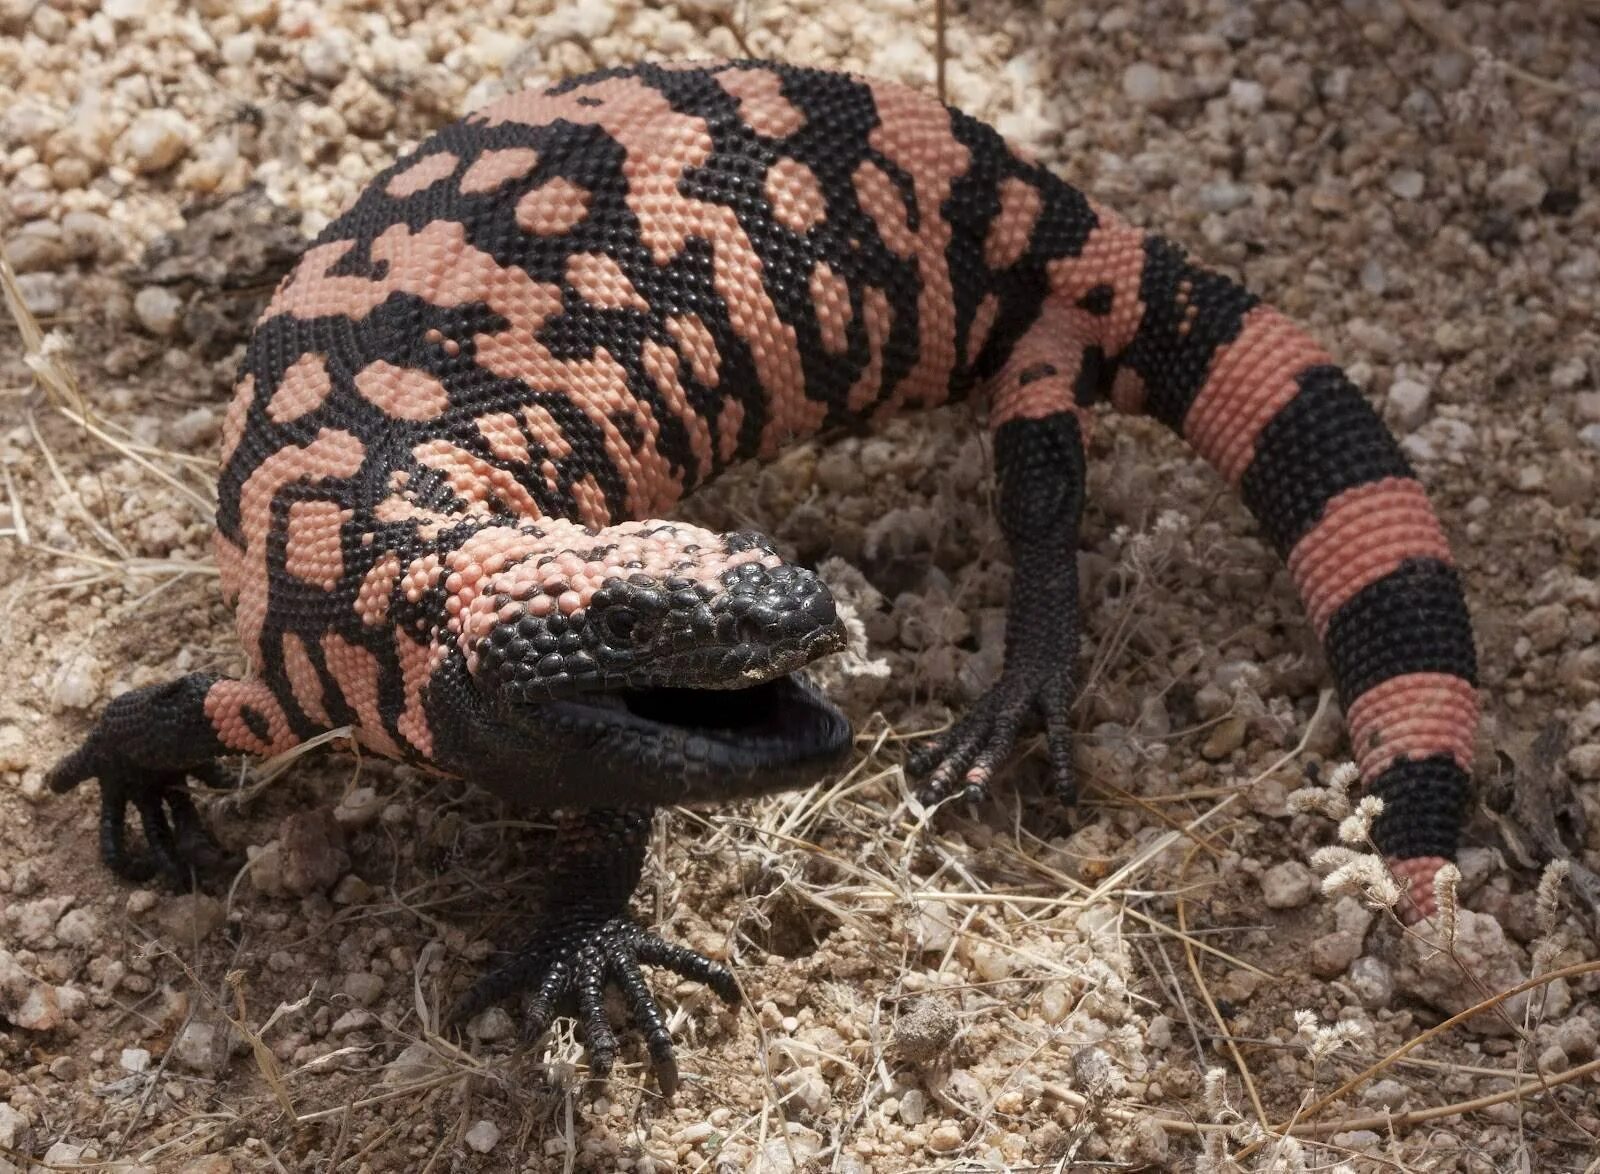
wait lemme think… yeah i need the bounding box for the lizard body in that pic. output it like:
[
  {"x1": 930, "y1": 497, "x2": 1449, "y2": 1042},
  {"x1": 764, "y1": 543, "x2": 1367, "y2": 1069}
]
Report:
[{"x1": 51, "y1": 59, "x2": 1478, "y2": 1088}]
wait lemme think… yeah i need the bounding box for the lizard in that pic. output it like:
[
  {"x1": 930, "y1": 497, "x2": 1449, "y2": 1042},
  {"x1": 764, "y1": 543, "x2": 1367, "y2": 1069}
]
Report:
[{"x1": 49, "y1": 58, "x2": 1479, "y2": 1091}]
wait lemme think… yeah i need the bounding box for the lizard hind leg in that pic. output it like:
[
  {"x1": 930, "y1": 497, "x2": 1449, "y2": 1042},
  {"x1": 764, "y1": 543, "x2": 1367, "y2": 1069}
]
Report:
[
  {"x1": 909, "y1": 321, "x2": 1092, "y2": 808},
  {"x1": 48, "y1": 673, "x2": 295, "y2": 886}
]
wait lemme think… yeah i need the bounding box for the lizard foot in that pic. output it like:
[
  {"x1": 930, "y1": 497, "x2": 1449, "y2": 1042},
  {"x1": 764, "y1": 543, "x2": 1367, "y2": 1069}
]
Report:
[
  {"x1": 907, "y1": 664, "x2": 1076, "y2": 808},
  {"x1": 49, "y1": 748, "x2": 234, "y2": 888},
  {"x1": 450, "y1": 916, "x2": 740, "y2": 1096}
]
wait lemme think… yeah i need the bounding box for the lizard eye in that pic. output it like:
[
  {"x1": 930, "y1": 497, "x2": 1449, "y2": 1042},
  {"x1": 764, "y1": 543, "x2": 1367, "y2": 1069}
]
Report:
[{"x1": 605, "y1": 608, "x2": 639, "y2": 643}]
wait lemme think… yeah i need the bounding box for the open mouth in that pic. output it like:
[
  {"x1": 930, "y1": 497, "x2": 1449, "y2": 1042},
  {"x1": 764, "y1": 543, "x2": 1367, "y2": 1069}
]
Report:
[{"x1": 558, "y1": 672, "x2": 848, "y2": 754}]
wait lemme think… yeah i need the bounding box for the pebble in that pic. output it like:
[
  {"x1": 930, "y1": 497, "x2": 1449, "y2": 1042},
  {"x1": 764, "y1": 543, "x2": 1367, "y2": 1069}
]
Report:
[
  {"x1": 1552, "y1": 1016, "x2": 1598, "y2": 1060},
  {"x1": 120, "y1": 1047, "x2": 152, "y2": 1073},
  {"x1": 1361, "y1": 1078, "x2": 1408, "y2": 1110},
  {"x1": 333, "y1": 786, "x2": 384, "y2": 827},
  {"x1": 1386, "y1": 168, "x2": 1425, "y2": 200},
  {"x1": 1521, "y1": 603, "x2": 1569, "y2": 653},
  {"x1": 1541, "y1": 1039, "x2": 1573, "y2": 1073},
  {"x1": 50, "y1": 653, "x2": 102, "y2": 710},
  {"x1": 464, "y1": 1119, "x2": 500, "y2": 1154},
  {"x1": 468, "y1": 1006, "x2": 515, "y2": 1042},
  {"x1": 0, "y1": 1103, "x2": 31, "y2": 1153},
  {"x1": 967, "y1": 940, "x2": 1013, "y2": 983},
  {"x1": 157, "y1": 893, "x2": 226, "y2": 942},
  {"x1": 121, "y1": 110, "x2": 192, "y2": 173},
  {"x1": 1259, "y1": 861, "x2": 1315, "y2": 909},
  {"x1": 1397, "y1": 909, "x2": 1563, "y2": 1032},
  {"x1": 774, "y1": 1067, "x2": 830, "y2": 1116},
  {"x1": 41, "y1": 1143, "x2": 88, "y2": 1168},
  {"x1": 1201, "y1": 715, "x2": 1246, "y2": 759},
  {"x1": 1122, "y1": 62, "x2": 1173, "y2": 108},
  {"x1": 897, "y1": 1088, "x2": 928, "y2": 1125},
  {"x1": 10, "y1": 895, "x2": 72, "y2": 945},
  {"x1": 342, "y1": 972, "x2": 384, "y2": 1007},
  {"x1": 133, "y1": 286, "x2": 185, "y2": 337},
  {"x1": 171, "y1": 1020, "x2": 223, "y2": 1072},
  {"x1": 221, "y1": 32, "x2": 257, "y2": 66},
  {"x1": 127, "y1": 889, "x2": 158, "y2": 916},
  {"x1": 168, "y1": 406, "x2": 219, "y2": 448},
  {"x1": 1563, "y1": 744, "x2": 1600, "y2": 780},
  {"x1": 279, "y1": 809, "x2": 349, "y2": 895},
  {"x1": 55, "y1": 907, "x2": 99, "y2": 946},
  {"x1": 1227, "y1": 79, "x2": 1264, "y2": 113},
  {"x1": 1487, "y1": 165, "x2": 1548, "y2": 212},
  {"x1": 331, "y1": 874, "x2": 374, "y2": 905},
  {"x1": 755, "y1": 1125, "x2": 822, "y2": 1173},
  {"x1": 382, "y1": 1040, "x2": 440, "y2": 1084},
  {"x1": 1309, "y1": 931, "x2": 1364, "y2": 978},
  {"x1": 5, "y1": 227, "x2": 68, "y2": 274},
  {"x1": 301, "y1": 32, "x2": 352, "y2": 83},
  {"x1": 892, "y1": 997, "x2": 958, "y2": 1065},
  {"x1": 15, "y1": 272, "x2": 64, "y2": 317},
  {"x1": 331, "y1": 1008, "x2": 375, "y2": 1036},
  {"x1": 1387, "y1": 378, "x2": 1431, "y2": 432},
  {"x1": 927, "y1": 1124, "x2": 964, "y2": 1153},
  {"x1": 535, "y1": 0, "x2": 617, "y2": 42},
  {"x1": 1197, "y1": 181, "x2": 1250, "y2": 213}
]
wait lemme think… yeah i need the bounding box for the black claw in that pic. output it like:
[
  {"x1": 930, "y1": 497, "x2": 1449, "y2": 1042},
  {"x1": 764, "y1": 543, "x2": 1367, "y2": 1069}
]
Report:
[
  {"x1": 101, "y1": 789, "x2": 156, "y2": 883},
  {"x1": 456, "y1": 916, "x2": 737, "y2": 1093},
  {"x1": 909, "y1": 668, "x2": 1078, "y2": 812}
]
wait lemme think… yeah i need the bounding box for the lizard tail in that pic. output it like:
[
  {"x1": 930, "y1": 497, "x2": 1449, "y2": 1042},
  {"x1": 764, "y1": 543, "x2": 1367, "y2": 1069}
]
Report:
[{"x1": 1058, "y1": 205, "x2": 1478, "y2": 911}]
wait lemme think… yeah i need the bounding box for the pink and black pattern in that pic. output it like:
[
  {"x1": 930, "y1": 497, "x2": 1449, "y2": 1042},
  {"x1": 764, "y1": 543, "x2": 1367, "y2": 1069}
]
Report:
[{"x1": 51, "y1": 59, "x2": 1477, "y2": 1086}]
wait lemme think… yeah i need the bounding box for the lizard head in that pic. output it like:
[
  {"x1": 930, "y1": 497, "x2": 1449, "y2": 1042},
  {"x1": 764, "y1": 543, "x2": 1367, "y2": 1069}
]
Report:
[{"x1": 456, "y1": 519, "x2": 851, "y2": 799}]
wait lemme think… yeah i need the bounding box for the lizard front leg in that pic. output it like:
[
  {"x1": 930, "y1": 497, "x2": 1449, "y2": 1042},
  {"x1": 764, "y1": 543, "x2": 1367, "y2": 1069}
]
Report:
[
  {"x1": 910, "y1": 406, "x2": 1087, "y2": 805},
  {"x1": 47, "y1": 674, "x2": 296, "y2": 885},
  {"x1": 449, "y1": 807, "x2": 739, "y2": 1095}
]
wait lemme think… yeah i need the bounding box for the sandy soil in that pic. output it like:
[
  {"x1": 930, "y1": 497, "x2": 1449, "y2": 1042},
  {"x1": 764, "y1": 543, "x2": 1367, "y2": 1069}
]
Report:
[{"x1": 2, "y1": 0, "x2": 1599, "y2": 1170}]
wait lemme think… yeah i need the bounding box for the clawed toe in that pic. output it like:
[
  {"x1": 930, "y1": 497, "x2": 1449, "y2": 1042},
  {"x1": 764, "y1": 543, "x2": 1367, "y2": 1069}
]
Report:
[
  {"x1": 907, "y1": 670, "x2": 1077, "y2": 810},
  {"x1": 98, "y1": 772, "x2": 233, "y2": 889},
  {"x1": 452, "y1": 917, "x2": 738, "y2": 1094}
]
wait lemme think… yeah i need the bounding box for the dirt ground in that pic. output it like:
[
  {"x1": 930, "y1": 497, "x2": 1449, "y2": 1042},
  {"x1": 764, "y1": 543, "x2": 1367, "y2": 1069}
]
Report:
[{"x1": 3, "y1": 0, "x2": 1600, "y2": 1170}]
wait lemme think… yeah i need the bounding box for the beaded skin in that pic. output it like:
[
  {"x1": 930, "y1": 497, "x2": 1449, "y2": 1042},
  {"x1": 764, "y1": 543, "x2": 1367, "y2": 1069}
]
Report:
[{"x1": 50, "y1": 60, "x2": 1477, "y2": 1080}]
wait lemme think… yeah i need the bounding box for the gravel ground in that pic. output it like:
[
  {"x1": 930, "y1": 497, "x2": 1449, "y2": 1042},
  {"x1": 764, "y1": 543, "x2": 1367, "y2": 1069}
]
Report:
[{"x1": 3, "y1": 0, "x2": 1600, "y2": 1171}]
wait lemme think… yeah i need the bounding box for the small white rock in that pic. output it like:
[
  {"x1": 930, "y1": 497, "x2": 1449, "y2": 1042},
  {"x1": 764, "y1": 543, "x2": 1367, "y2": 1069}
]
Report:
[
  {"x1": 468, "y1": 1006, "x2": 516, "y2": 1042},
  {"x1": 120, "y1": 1047, "x2": 152, "y2": 1073},
  {"x1": 1260, "y1": 861, "x2": 1315, "y2": 909},
  {"x1": 221, "y1": 32, "x2": 257, "y2": 66},
  {"x1": 1197, "y1": 181, "x2": 1250, "y2": 213},
  {"x1": 302, "y1": 32, "x2": 352, "y2": 83},
  {"x1": 1122, "y1": 62, "x2": 1172, "y2": 107},
  {"x1": 1227, "y1": 79, "x2": 1264, "y2": 113},
  {"x1": 342, "y1": 972, "x2": 384, "y2": 1007},
  {"x1": 1386, "y1": 168, "x2": 1425, "y2": 200},
  {"x1": 1387, "y1": 378, "x2": 1431, "y2": 431},
  {"x1": 55, "y1": 907, "x2": 99, "y2": 946},
  {"x1": 121, "y1": 110, "x2": 192, "y2": 173},
  {"x1": 1487, "y1": 165, "x2": 1547, "y2": 212},
  {"x1": 133, "y1": 286, "x2": 184, "y2": 337},
  {"x1": 464, "y1": 1119, "x2": 501, "y2": 1154},
  {"x1": 50, "y1": 654, "x2": 102, "y2": 710}
]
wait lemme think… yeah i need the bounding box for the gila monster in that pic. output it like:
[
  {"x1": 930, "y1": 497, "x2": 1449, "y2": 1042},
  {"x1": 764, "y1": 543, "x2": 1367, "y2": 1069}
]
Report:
[{"x1": 50, "y1": 59, "x2": 1479, "y2": 1090}]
